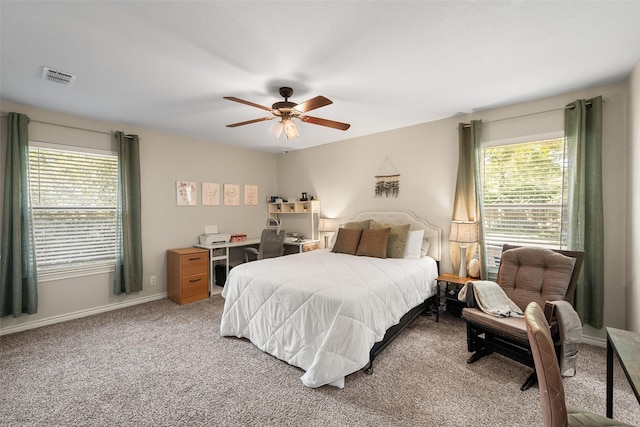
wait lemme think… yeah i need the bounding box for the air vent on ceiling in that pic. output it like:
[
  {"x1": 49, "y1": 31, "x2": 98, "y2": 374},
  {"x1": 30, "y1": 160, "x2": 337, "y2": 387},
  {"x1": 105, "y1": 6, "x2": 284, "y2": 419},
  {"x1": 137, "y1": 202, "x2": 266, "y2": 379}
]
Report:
[{"x1": 42, "y1": 66, "x2": 76, "y2": 86}]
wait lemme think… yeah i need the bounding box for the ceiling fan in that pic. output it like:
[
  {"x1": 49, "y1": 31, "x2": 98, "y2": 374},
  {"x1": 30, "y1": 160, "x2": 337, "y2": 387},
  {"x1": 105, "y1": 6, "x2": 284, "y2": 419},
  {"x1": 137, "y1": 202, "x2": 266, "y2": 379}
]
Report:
[{"x1": 224, "y1": 87, "x2": 351, "y2": 140}]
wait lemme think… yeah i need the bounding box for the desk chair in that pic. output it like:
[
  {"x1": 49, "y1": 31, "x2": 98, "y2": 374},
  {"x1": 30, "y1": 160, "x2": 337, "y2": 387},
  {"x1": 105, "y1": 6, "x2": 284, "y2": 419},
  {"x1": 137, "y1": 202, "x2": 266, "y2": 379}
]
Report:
[
  {"x1": 525, "y1": 302, "x2": 631, "y2": 427},
  {"x1": 245, "y1": 228, "x2": 286, "y2": 262}
]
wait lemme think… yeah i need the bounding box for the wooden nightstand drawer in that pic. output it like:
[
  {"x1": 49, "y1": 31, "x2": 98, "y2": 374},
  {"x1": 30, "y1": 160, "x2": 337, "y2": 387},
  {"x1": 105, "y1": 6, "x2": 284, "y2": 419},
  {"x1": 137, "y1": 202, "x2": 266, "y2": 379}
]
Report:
[{"x1": 180, "y1": 273, "x2": 208, "y2": 298}]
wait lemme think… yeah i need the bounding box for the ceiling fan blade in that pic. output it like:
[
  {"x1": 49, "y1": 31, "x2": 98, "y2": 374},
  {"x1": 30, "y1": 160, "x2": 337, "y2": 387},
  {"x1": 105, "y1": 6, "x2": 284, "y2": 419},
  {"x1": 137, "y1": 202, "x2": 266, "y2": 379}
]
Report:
[
  {"x1": 299, "y1": 115, "x2": 351, "y2": 131},
  {"x1": 293, "y1": 96, "x2": 332, "y2": 113},
  {"x1": 223, "y1": 96, "x2": 272, "y2": 111},
  {"x1": 226, "y1": 117, "x2": 274, "y2": 128}
]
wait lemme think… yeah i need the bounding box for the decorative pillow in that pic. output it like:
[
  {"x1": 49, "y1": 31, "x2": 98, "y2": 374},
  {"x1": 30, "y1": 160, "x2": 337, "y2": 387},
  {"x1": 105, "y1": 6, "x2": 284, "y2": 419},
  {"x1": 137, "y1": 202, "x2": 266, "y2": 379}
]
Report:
[
  {"x1": 331, "y1": 228, "x2": 362, "y2": 255},
  {"x1": 370, "y1": 221, "x2": 410, "y2": 258},
  {"x1": 356, "y1": 228, "x2": 390, "y2": 258},
  {"x1": 420, "y1": 238, "x2": 432, "y2": 258},
  {"x1": 343, "y1": 220, "x2": 371, "y2": 230},
  {"x1": 403, "y1": 229, "x2": 425, "y2": 259}
]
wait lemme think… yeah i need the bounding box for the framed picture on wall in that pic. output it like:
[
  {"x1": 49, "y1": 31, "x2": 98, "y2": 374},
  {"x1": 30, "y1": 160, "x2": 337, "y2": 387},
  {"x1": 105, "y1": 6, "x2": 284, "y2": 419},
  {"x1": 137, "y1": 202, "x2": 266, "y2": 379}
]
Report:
[
  {"x1": 176, "y1": 180, "x2": 197, "y2": 206},
  {"x1": 202, "y1": 182, "x2": 221, "y2": 206},
  {"x1": 244, "y1": 184, "x2": 258, "y2": 205},
  {"x1": 224, "y1": 183, "x2": 240, "y2": 206}
]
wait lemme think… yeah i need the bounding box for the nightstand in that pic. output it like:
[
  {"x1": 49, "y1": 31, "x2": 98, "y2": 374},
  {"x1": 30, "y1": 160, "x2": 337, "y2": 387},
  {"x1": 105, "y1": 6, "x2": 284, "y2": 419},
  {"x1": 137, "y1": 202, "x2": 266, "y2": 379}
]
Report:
[
  {"x1": 436, "y1": 273, "x2": 478, "y2": 318},
  {"x1": 283, "y1": 239, "x2": 320, "y2": 255}
]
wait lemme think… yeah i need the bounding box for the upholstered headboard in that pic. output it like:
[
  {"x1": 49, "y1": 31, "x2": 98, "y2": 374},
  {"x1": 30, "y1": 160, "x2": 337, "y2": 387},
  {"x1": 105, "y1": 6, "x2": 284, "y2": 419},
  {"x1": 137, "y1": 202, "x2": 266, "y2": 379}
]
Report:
[{"x1": 344, "y1": 211, "x2": 442, "y2": 261}]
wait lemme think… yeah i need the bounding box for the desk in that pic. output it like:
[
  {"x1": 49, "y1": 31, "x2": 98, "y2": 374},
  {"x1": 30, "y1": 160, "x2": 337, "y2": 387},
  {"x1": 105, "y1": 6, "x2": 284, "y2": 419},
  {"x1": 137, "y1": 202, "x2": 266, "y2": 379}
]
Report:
[
  {"x1": 606, "y1": 327, "x2": 640, "y2": 418},
  {"x1": 196, "y1": 238, "x2": 260, "y2": 294},
  {"x1": 196, "y1": 238, "x2": 321, "y2": 293}
]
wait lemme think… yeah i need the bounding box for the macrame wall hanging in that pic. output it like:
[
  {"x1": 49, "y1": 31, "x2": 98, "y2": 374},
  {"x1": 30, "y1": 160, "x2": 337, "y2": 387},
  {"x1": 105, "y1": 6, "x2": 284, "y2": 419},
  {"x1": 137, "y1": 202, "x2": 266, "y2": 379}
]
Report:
[{"x1": 374, "y1": 157, "x2": 400, "y2": 198}]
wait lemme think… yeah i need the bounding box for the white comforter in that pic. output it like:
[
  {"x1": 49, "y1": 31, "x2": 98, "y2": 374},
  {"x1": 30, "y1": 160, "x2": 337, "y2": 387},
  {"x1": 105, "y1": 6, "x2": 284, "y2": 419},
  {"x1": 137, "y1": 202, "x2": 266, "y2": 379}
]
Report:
[{"x1": 220, "y1": 249, "x2": 438, "y2": 388}]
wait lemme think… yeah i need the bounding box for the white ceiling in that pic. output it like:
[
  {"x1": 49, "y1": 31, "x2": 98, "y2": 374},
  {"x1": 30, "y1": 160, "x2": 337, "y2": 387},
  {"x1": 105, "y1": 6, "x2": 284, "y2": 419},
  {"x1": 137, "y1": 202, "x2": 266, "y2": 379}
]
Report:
[{"x1": 2, "y1": 1, "x2": 639, "y2": 154}]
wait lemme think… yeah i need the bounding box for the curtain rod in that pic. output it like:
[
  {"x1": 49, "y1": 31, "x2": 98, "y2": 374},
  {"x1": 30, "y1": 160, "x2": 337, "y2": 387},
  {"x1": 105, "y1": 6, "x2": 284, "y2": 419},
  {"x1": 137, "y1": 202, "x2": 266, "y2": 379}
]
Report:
[
  {"x1": 462, "y1": 100, "x2": 595, "y2": 128},
  {"x1": 0, "y1": 112, "x2": 134, "y2": 138}
]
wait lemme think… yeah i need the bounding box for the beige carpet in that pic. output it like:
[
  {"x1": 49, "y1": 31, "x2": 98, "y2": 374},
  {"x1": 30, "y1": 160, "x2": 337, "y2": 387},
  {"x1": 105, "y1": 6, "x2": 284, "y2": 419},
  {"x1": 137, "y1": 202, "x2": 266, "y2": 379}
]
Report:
[{"x1": 1, "y1": 296, "x2": 638, "y2": 426}]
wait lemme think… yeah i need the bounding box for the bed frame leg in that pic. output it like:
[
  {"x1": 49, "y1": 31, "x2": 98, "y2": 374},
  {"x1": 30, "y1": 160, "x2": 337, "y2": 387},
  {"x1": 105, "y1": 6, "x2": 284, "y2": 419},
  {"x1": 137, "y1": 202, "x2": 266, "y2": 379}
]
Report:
[{"x1": 363, "y1": 361, "x2": 374, "y2": 375}]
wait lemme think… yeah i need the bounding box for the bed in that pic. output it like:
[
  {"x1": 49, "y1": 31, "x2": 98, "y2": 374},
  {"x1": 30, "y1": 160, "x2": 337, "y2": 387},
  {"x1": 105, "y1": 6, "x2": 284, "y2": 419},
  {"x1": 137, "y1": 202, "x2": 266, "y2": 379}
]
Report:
[{"x1": 220, "y1": 211, "x2": 441, "y2": 388}]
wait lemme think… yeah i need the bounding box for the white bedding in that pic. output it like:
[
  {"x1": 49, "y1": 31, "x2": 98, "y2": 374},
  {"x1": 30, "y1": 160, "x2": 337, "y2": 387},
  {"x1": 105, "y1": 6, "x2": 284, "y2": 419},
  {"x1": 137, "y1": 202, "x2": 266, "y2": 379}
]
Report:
[{"x1": 220, "y1": 249, "x2": 438, "y2": 388}]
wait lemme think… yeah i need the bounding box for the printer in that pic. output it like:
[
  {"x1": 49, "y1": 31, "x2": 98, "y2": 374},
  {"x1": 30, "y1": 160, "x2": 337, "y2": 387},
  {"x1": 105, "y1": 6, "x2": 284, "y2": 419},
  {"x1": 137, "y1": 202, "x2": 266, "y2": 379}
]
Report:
[{"x1": 199, "y1": 225, "x2": 231, "y2": 245}]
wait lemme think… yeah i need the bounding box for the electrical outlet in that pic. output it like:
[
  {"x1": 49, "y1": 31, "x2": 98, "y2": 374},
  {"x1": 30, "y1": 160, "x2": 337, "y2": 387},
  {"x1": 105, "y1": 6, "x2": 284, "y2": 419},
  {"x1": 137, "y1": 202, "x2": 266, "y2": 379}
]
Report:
[{"x1": 150, "y1": 276, "x2": 157, "y2": 286}]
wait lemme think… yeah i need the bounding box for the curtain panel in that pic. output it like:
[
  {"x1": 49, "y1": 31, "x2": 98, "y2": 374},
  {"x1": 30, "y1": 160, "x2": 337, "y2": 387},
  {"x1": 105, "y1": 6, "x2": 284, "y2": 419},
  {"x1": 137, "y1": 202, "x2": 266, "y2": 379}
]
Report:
[
  {"x1": 0, "y1": 112, "x2": 38, "y2": 317},
  {"x1": 564, "y1": 96, "x2": 604, "y2": 328},
  {"x1": 451, "y1": 120, "x2": 485, "y2": 278},
  {"x1": 114, "y1": 132, "x2": 143, "y2": 295}
]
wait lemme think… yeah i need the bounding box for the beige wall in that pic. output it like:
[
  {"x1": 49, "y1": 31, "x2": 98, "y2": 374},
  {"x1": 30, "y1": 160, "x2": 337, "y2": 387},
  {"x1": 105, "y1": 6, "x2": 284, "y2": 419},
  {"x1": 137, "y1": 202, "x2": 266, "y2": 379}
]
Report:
[
  {"x1": 277, "y1": 81, "x2": 629, "y2": 342},
  {"x1": 0, "y1": 101, "x2": 277, "y2": 334},
  {"x1": 1, "y1": 77, "x2": 634, "y2": 341},
  {"x1": 627, "y1": 60, "x2": 640, "y2": 332}
]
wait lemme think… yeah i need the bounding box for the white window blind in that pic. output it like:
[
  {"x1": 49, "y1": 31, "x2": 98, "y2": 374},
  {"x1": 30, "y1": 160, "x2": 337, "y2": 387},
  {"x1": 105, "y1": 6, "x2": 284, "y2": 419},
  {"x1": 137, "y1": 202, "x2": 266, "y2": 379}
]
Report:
[
  {"x1": 481, "y1": 138, "x2": 566, "y2": 271},
  {"x1": 28, "y1": 143, "x2": 118, "y2": 277}
]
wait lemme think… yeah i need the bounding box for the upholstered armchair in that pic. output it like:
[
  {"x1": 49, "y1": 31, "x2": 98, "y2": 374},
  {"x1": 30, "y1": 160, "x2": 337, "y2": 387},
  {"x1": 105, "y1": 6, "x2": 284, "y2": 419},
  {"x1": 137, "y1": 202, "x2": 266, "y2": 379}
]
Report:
[
  {"x1": 525, "y1": 302, "x2": 631, "y2": 426},
  {"x1": 245, "y1": 228, "x2": 286, "y2": 262},
  {"x1": 461, "y1": 244, "x2": 584, "y2": 391}
]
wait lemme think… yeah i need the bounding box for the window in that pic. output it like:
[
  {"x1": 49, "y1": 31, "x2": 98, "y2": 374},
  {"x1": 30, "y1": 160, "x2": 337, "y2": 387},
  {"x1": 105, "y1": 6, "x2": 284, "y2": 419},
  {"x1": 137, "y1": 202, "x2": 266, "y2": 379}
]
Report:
[
  {"x1": 481, "y1": 137, "x2": 566, "y2": 273},
  {"x1": 28, "y1": 142, "x2": 118, "y2": 279}
]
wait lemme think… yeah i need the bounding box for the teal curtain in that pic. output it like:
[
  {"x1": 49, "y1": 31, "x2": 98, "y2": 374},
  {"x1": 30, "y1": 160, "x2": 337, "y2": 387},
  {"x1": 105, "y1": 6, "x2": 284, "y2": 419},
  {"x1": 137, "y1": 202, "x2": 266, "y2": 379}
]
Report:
[
  {"x1": 113, "y1": 132, "x2": 143, "y2": 295},
  {"x1": 1, "y1": 113, "x2": 38, "y2": 317},
  {"x1": 564, "y1": 96, "x2": 604, "y2": 328},
  {"x1": 451, "y1": 120, "x2": 485, "y2": 278}
]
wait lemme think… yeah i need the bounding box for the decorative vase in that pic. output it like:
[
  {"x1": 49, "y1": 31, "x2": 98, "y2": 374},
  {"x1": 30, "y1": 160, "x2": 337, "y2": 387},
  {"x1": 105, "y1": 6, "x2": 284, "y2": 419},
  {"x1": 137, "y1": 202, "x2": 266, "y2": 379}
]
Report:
[{"x1": 468, "y1": 259, "x2": 481, "y2": 279}]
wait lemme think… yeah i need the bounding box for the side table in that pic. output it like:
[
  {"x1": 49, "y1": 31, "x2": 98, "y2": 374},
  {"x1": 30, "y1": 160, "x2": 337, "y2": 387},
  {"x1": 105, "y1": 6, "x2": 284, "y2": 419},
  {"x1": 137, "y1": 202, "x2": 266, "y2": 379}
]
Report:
[{"x1": 436, "y1": 273, "x2": 477, "y2": 319}]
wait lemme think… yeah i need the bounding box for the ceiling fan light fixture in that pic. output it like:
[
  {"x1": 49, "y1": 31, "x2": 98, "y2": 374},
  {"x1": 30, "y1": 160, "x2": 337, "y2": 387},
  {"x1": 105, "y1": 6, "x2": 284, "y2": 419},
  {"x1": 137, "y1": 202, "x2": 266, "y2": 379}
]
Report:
[
  {"x1": 224, "y1": 86, "x2": 350, "y2": 137},
  {"x1": 283, "y1": 118, "x2": 299, "y2": 140},
  {"x1": 269, "y1": 121, "x2": 284, "y2": 137}
]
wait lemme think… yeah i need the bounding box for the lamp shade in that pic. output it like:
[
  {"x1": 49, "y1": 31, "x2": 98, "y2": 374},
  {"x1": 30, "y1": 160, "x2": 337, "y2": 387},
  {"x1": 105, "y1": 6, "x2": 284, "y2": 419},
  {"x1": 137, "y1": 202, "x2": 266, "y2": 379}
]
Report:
[
  {"x1": 449, "y1": 221, "x2": 478, "y2": 243},
  {"x1": 269, "y1": 121, "x2": 284, "y2": 137},
  {"x1": 318, "y1": 218, "x2": 336, "y2": 232},
  {"x1": 283, "y1": 119, "x2": 299, "y2": 140}
]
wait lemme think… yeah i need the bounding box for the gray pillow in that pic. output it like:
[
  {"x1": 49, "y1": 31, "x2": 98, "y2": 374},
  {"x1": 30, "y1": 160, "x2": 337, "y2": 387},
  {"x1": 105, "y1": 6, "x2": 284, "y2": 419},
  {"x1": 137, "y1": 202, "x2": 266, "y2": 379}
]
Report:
[{"x1": 370, "y1": 221, "x2": 410, "y2": 258}]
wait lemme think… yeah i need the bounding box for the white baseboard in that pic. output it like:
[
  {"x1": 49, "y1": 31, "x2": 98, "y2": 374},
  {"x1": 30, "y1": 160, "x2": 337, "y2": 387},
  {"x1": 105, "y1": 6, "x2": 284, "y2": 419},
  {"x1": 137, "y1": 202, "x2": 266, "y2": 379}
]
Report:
[
  {"x1": 582, "y1": 334, "x2": 606, "y2": 347},
  {"x1": 0, "y1": 292, "x2": 168, "y2": 336}
]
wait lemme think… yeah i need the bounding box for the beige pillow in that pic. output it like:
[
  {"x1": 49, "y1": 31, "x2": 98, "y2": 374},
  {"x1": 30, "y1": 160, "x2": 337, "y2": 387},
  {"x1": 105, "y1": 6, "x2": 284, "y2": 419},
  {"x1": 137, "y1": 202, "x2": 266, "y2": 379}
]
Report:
[
  {"x1": 343, "y1": 220, "x2": 371, "y2": 230},
  {"x1": 331, "y1": 228, "x2": 362, "y2": 255},
  {"x1": 356, "y1": 228, "x2": 390, "y2": 258},
  {"x1": 370, "y1": 221, "x2": 410, "y2": 258}
]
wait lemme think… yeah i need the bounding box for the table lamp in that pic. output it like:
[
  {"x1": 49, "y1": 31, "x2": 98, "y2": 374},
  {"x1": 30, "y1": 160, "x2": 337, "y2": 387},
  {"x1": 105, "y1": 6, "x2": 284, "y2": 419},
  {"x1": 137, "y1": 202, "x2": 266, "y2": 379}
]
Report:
[
  {"x1": 449, "y1": 221, "x2": 478, "y2": 278},
  {"x1": 318, "y1": 218, "x2": 336, "y2": 249}
]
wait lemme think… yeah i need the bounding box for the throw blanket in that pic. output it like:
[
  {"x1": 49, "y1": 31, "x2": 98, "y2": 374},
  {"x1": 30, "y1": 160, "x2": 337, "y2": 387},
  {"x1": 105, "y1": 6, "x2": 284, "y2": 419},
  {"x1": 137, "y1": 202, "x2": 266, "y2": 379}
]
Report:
[
  {"x1": 458, "y1": 280, "x2": 524, "y2": 318},
  {"x1": 549, "y1": 300, "x2": 582, "y2": 375}
]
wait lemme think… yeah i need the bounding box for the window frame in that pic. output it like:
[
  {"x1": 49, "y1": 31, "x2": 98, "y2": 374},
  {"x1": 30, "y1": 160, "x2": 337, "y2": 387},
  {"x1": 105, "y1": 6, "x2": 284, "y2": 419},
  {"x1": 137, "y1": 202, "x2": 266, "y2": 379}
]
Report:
[
  {"x1": 28, "y1": 140, "x2": 118, "y2": 282},
  {"x1": 480, "y1": 131, "x2": 566, "y2": 275}
]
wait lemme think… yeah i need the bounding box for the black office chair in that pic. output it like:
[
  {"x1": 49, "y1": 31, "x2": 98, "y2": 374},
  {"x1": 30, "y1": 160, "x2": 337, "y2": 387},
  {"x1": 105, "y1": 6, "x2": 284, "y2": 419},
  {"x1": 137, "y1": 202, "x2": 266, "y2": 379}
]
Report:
[{"x1": 245, "y1": 228, "x2": 286, "y2": 262}]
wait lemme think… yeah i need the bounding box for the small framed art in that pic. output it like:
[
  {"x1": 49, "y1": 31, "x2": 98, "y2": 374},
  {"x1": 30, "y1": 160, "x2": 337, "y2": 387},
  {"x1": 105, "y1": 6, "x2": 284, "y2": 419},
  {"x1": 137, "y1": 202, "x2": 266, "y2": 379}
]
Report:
[
  {"x1": 176, "y1": 180, "x2": 197, "y2": 206},
  {"x1": 244, "y1": 184, "x2": 258, "y2": 205},
  {"x1": 202, "y1": 182, "x2": 221, "y2": 206},
  {"x1": 224, "y1": 183, "x2": 240, "y2": 206}
]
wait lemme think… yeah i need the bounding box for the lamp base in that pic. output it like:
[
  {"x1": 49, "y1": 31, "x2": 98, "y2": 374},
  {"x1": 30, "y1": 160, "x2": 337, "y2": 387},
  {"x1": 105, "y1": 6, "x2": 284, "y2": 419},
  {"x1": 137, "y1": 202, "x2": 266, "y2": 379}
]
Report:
[{"x1": 458, "y1": 246, "x2": 468, "y2": 278}]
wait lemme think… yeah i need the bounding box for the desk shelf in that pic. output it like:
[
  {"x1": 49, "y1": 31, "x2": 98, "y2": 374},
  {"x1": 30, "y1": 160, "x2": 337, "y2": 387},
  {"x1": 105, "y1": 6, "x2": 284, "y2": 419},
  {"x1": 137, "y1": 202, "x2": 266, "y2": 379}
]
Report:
[{"x1": 268, "y1": 200, "x2": 319, "y2": 240}]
